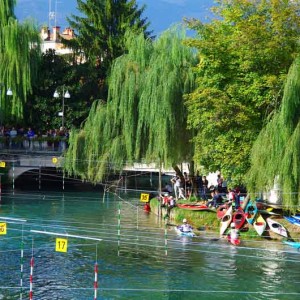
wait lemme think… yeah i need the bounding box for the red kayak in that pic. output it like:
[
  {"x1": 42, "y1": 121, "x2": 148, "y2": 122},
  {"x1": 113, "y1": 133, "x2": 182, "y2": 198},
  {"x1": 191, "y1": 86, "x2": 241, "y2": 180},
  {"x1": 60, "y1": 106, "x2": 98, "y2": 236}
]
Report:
[
  {"x1": 232, "y1": 207, "x2": 246, "y2": 229},
  {"x1": 144, "y1": 203, "x2": 151, "y2": 212},
  {"x1": 227, "y1": 234, "x2": 241, "y2": 245},
  {"x1": 217, "y1": 204, "x2": 228, "y2": 219},
  {"x1": 177, "y1": 203, "x2": 213, "y2": 211}
]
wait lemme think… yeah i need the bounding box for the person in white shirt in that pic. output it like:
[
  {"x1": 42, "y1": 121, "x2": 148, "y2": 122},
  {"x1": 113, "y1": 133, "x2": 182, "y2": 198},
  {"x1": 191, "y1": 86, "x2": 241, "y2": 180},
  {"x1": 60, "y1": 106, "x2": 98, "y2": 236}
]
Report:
[
  {"x1": 230, "y1": 223, "x2": 239, "y2": 240},
  {"x1": 179, "y1": 218, "x2": 193, "y2": 232}
]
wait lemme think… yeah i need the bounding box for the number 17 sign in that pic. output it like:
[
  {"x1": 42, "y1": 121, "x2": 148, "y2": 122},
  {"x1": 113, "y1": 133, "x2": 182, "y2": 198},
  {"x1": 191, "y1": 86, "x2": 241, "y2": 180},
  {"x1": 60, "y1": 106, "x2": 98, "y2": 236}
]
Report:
[{"x1": 55, "y1": 238, "x2": 68, "y2": 253}]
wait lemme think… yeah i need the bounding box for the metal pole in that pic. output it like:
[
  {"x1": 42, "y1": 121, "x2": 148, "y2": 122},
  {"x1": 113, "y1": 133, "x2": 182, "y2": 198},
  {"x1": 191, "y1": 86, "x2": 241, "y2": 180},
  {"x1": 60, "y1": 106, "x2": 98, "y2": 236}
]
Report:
[
  {"x1": 38, "y1": 165, "x2": 41, "y2": 190},
  {"x1": 12, "y1": 160, "x2": 15, "y2": 193},
  {"x1": 158, "y1": 159, "x2": 162, "y2": 217},
  {"x1": 0, "y1": 174, "x2": 2, "y2": 204},
  {"x1": 62, "y1": 86, "x2": 65, "y2": 128}
]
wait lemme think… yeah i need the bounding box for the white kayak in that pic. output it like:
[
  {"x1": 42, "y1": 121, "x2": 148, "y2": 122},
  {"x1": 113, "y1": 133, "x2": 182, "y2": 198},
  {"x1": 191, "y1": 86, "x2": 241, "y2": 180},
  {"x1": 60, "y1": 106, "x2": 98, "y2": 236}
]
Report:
[
  {"x1": 253, "y1": 213, "x2": 266, "y2": 236},
  {"x1": 266, "y1": 218, "x2": 288, "y2": 238},
  {"x1": 175, "y1": 227, "x2": 196, "y2": 237},
  {"x1": 220, "y1": 205, "x2": 233, "y2": 236}
]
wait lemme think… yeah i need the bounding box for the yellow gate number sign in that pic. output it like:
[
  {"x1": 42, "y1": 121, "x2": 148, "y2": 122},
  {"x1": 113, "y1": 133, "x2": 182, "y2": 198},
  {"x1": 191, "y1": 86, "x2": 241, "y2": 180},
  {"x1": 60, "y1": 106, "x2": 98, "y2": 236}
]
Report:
[
  {"x1": 52, "y1": 157, "x2": 58, "y2": 164},
  {"x1": 140, "y1": 193, "x2": 150, "y2": 202},
  {"x1": 55, "y1": 238, "x2": 68, "y2": 253},
  {"x1": 0, "y1": 223, "x2": 7, "y2": 235},
  {"x1": 0, "y1": 161, "x2": 6, "y2": 168}
]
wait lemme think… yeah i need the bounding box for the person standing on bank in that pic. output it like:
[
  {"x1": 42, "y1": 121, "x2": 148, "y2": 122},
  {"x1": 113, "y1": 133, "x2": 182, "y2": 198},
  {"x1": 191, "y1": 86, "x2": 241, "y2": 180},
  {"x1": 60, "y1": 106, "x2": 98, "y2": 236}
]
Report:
[
  {"x1": 171, "y1": 175, "x2": 186, "y2": 200},
  {"x1": 202, "y1": 175, "x2": 208, "y2": 200}
]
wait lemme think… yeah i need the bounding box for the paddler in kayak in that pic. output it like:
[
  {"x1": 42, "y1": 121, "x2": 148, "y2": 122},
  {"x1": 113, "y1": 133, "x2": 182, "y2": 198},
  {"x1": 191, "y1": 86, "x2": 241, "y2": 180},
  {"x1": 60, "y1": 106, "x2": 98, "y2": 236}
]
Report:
[
  {"x1": 227, "y1": 223, "x2": 240, "y2": 245},
  {"x1": 178, "y1": 218, "x2": 193, "y2": 233}
]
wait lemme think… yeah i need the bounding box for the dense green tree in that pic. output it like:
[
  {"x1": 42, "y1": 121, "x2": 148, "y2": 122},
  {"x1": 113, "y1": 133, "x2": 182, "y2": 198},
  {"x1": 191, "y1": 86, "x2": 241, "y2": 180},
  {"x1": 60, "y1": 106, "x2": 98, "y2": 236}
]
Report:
[
  {"x1": 0, "y1": 0, "x2": 40, "y2": 122},
  {"x1": 65, "y1": 29, "x2": 197, "y2": 182},
  {"x1": 25, "y1": 49, "x2": 99, "y2": 132},
  {"x1": 246, "y1": 57, "x2": 300, "y2": 210},
  {"x1": 184, "y1": 0, "x2": 300, "y2": 184},
  {"x1": 67, "y1": 0, "x2": 151, "y2": 64},
  {"x1": 55, "y1": 0, "x2": 153, "y2": 126}
]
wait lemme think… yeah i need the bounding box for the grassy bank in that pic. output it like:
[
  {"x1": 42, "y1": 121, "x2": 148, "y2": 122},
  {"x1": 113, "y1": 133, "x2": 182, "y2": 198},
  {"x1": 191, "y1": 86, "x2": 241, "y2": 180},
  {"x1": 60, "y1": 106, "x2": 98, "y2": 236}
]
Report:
[{"x1": 149, "y1": 198, "x2": 300, "y2": 242}]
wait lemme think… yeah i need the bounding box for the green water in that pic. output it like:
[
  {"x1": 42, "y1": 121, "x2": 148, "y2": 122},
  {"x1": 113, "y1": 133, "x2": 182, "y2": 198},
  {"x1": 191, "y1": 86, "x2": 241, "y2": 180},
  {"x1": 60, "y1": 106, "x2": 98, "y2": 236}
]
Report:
[{"x1": 0, "y1": 190, "x2": 300, "y2": 300}]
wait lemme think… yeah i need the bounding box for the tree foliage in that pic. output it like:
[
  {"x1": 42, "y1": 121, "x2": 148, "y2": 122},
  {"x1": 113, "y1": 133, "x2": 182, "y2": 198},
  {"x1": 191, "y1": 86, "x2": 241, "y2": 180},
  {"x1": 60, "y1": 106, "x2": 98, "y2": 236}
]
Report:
[
  {"x1": 184, "y1": 0, "x2": 300, "y2": 184},
  {"x1": 246, "y1": 57, "x2": 300, "y2": 210},
  {"x1": 0, "y1": 0, "x2": 40, "y2": 121},
  {"x1": 61, "y1": 0, "x2": 152, "y2": 123},
  {"x1": 65, "y1": 29, "x2": 197, "y2": 182},
  {"x1": 67, "y1": 0, "x2": 151, "y2": 64},
  {"x1": 25, "y1": 49, "x2": 99, "y2": 131}
]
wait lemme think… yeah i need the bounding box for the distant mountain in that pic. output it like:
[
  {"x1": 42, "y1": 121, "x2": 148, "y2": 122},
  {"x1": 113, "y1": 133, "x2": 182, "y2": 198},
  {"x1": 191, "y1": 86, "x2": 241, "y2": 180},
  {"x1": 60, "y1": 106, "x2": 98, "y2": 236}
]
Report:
[{"x1": 15, "y1": 0, "x2": 214, "y2": 35}]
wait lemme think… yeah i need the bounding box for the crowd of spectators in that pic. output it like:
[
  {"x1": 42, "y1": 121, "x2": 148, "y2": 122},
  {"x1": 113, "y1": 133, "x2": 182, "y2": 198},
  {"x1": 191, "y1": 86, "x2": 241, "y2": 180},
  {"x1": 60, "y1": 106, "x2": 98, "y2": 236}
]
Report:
[{"x1": 0, "y1": 125, "x2": 69, "y2": 151}]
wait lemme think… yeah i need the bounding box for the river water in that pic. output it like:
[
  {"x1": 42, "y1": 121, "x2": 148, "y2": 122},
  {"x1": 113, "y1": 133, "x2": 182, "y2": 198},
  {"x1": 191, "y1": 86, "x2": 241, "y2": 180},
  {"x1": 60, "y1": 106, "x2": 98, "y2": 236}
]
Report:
[{"x1": 0, "y1": 189, "x2": 300, "y2": 300}]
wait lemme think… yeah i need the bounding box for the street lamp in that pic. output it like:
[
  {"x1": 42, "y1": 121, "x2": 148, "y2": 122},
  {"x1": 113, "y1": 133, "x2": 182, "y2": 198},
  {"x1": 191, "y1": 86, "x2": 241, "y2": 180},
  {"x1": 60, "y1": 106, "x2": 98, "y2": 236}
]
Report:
[
  {"x1": 0, "y1": 85, "x2": 13, "y2": 126},
  {"x1": 0, "y1": 84, "x2": 13, "y2": 96},
  {"x1": 53, "y1": 86, "x2": 71, "y2": 128},
  {"x1": 6, "y1": 88, "x2": 13, "y2": 96}
]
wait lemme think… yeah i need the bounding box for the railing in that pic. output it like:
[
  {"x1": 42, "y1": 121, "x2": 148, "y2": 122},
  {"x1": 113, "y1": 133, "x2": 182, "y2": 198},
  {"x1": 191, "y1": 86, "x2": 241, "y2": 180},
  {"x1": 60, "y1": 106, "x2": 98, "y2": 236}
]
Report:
[{"x1": 0, "y1": 136, "x2": 67, "y2": 153}]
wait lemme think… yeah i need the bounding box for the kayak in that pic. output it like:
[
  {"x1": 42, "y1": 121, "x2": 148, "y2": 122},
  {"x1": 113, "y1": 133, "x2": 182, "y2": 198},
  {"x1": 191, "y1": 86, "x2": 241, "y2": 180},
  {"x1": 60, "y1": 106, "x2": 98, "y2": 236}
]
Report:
[
  {"x1": 227, "y1": 234, "x2": 241, "y2": 246},
  {"x1": 176, "y1": 203, "x2": 215, "y2": 211},
  {"x1": 283, "y1": 241, "x2": 300, "y2": 251},
  {"x1": 253, "y1": 213, "x2": 266, "y2": 236},
  {"x1": 220, "y1": 205, "x2": 233, "y2": 236},
  {"x1": 245, "y1": 202, "x2": 258, "y2": 225},
  {"x1": 266, "y1": 218, "x2": 288, "y2": 238},
  {"x1": 232, "y1": 207, "x2": 246, "y2": 229},
  {"x1": 284, "y1": 216, "x2": 300, "y2": 227},
  {"x1": 175, "y1": 227, "x2": 196, "y2": 237},
  {"x1": 258, "y1": 209, "x2": 281, "y2": 216},
  {"x1": 217, "y1": 204, "x2": 228, "y2": 220},
  {"x1": 291, "y1": 214, "x2": 300, "y2": 221}
]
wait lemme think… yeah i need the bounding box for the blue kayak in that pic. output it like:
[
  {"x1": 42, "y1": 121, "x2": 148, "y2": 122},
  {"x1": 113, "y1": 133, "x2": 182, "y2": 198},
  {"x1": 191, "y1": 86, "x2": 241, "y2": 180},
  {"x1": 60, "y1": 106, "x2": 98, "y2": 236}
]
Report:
[
  {"x1": 175, "y1": 227, "x2": 196, "y2": 237},
  {"x1": 284, "y1": 216, "x2": 300, "y2": 227},
  {"x1": 245, "y1": 202, "x2": 258, "y2": 225},
  {"x1": 283, "y1": 241, "x2": 300, "y2": 251}
]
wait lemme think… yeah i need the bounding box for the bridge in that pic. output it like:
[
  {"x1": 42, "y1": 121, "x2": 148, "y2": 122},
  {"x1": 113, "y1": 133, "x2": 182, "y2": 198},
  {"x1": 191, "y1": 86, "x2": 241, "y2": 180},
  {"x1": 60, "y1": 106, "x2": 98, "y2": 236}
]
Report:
[{"x1": 0, "y1": 139, "x2": 183, "y2": 183}]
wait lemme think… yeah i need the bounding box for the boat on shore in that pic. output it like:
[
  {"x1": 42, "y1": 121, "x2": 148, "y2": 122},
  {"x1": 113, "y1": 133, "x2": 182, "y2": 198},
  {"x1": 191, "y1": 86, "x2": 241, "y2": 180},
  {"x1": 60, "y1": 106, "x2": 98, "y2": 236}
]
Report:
[
  {"x1": 253, "y1": 213, "x2": 266, "y2": 236},
  {"x1": 245, "y1": 202, "x2": 258, "y2": 225},
  {"x1": 220, "y1": 205, "x2": 233, "y2": 236},
  {"x1": 232, "y1": 207, "x2": 246, "y2": 229},
  {"x1": 266, "y1": 218, "x2": 288, "y2": 237},
  {"x1": 176, "y1": 203, "x2": 215, "y2": 212},
  {"x1": 284, "y1": 216, "x2": 300, "y2": 227},
  {"x1": 217, "y1": 204, "x2": 228, "y2": 220}
]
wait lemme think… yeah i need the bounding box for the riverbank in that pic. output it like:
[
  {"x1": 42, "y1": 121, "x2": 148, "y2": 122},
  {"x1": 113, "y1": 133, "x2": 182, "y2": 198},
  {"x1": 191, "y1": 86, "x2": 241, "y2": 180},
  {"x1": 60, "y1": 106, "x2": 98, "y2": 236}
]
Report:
[{"x1": 149, "y1": 197, "x2": 300, "y2": 242}]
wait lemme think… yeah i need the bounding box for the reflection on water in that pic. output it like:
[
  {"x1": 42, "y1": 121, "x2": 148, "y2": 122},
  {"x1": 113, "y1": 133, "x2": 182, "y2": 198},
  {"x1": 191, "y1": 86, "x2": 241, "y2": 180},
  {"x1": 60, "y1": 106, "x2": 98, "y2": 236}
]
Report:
[{"x1": 0, "y1": 190, "x2": 300, "y2": 299}]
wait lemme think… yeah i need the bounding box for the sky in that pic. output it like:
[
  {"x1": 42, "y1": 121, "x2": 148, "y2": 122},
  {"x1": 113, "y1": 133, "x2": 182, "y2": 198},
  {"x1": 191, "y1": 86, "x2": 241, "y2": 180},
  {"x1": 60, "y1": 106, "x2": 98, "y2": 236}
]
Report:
[{"x1": 15, "y1": 0, "x2": 215, "y2": 35}]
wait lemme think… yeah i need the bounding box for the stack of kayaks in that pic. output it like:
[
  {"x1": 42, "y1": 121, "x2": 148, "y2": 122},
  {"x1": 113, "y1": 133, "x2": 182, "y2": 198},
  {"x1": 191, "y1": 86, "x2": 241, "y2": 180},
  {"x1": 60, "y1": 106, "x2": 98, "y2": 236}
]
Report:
[
  {"x1": 253, "y1": 213, "x2": 266, "y2": 236},
  {"x1": 220, "y1": 205, "x2": 233, "y2": 236},
  {"x1": 245, "y1": 202, "x2": 258, "y2": 225},
  {"x1": 266, "y1": 218, "x2": 288, "y2": 237}
]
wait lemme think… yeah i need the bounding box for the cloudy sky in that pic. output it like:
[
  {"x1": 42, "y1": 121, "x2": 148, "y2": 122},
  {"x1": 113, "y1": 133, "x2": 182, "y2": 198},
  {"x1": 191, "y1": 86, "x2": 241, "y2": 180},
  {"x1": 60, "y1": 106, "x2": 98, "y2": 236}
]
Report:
[{"x1": 15, "y1": 0, "x2": 214, "y2": 35}]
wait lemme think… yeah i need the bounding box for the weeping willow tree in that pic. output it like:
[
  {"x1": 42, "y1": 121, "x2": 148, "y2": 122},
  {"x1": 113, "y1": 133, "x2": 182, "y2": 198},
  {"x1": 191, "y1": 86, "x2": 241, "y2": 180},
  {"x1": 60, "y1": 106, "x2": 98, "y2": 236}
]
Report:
[
  {"x1": 246, "y1": 56, "x2": 300, "y2": 210},
  {"x1": 65, "y1": 28, "x2": 197, "y2": 182},
  {"x1": 0, "y1": 0, "x2": 40, "y2": 120}
]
